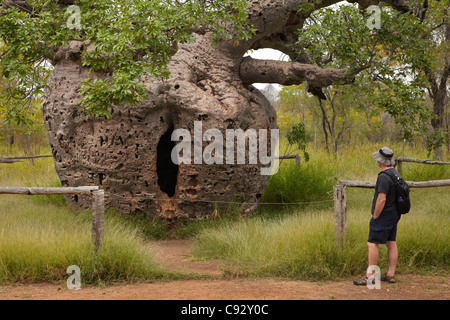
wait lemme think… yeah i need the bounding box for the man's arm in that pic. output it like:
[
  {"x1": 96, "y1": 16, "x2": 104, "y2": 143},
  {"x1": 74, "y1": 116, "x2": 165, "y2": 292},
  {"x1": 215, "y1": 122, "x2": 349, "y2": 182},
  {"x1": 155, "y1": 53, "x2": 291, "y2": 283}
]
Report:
[{"x1": 373, "y1": 192, "x2": 386, "y2": 219}]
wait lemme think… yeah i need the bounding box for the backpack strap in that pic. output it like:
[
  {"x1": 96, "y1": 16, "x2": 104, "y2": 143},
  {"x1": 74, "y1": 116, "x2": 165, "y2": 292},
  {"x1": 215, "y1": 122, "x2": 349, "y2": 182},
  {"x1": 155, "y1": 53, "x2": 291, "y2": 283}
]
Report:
[
  {"x1": 380, "y1": 169, "x2": 399, "y2": 182},
  {"x1": 379, "y1": 169, "x2": 399, "y2": 188}
]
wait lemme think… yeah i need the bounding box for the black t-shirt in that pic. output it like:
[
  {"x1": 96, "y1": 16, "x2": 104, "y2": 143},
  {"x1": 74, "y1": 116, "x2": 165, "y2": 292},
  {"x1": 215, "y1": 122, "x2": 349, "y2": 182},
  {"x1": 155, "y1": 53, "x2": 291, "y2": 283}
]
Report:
[{"x1": 370, "y1": 168, "x2": 400, "y2": 230}]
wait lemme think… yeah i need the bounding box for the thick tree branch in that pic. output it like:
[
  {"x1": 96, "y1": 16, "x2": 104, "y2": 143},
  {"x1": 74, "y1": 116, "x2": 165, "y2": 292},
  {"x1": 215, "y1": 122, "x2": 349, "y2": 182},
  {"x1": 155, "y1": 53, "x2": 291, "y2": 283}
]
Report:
[{"x1": 240, "y1": 56, "x2": 352, "y2": 88}]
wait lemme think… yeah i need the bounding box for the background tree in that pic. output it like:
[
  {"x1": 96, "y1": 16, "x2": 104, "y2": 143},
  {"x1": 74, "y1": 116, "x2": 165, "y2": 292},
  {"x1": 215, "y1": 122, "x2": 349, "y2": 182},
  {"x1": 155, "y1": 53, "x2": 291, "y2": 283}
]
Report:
[
  {"x1": 422, "y1": 20, "x2": 449, "y2": 160},
  {"x1": 260, "y1": 83, "x2": 279, "y2": 109},
  {"x1": 0, "y1": 40, "x2": 46, "y2": 156},
  {"x1": 318, "y1": 86, "x2": 354, "y2": 159},
  {"x1": 276, "y1": 85, "x2": 313, "y2": 132},
  {"x1": 295, "y1": 1, "x2": 449, "y2": 158}
]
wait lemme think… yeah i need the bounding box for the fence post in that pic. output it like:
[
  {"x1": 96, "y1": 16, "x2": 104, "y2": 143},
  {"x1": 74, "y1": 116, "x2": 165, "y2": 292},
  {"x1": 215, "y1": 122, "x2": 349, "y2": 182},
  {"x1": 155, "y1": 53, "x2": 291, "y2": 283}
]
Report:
[
  {"x1": 396, "y1": 160, "x2": 403, "y2": 176},
  {"x1": 295, "y1": 154, "x2": 301, "y2": 166},
  {"x1": 333, "y1": 184, "x2": 347, "y2": 248},
  {"x1": 91, "y1": 189, "x2": 105, "y2": 251}
]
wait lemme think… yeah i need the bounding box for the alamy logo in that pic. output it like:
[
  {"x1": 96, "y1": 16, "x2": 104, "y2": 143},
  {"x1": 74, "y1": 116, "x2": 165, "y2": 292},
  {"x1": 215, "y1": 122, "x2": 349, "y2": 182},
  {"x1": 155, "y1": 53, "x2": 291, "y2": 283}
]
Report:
[
  {"x1": 170, "y1": 121, "x2": 279, "y2": 175},
  {"x1": 366, "y1": 5, "x2": 381, "y2": 30},
  {"x1": 66, "y1": 5, "x2": 81, "y2": 30},
  {"x1": 66, "y1": 265, "x2": 81, "y2": 290},
  {"x1": 367, "y1": 265, "x2": 381, "y2": 289}
]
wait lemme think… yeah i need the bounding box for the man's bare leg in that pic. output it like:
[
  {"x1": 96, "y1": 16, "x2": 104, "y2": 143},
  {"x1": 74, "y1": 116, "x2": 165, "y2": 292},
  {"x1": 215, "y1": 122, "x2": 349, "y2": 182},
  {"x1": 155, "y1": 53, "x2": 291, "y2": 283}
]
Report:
[
  {"x1": 386, "y1": 241, "x2": 398, "y2": 276},
  {"x1": 367, "y1": 242, "x2": 379, "y2": 276}
]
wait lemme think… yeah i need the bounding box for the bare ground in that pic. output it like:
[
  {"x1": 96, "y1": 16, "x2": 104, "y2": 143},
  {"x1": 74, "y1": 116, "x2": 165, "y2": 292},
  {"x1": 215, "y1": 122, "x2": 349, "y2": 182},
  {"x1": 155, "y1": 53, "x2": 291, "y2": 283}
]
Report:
[{"x1": 0, "y1": 240, "x2": 448, "y2": 300}]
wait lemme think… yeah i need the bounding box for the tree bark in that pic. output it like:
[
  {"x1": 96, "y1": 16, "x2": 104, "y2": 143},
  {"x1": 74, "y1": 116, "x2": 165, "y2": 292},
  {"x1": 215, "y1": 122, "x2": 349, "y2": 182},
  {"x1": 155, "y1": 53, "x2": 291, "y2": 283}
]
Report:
[
  {"x1": 240, "y1": 57, "x2": 349, "y2": 87},
  {"x1": 333, "y1": 184, "x2": 346, "y2": 247},
  {"x1": 318, "y1": 99, "x2": 330, "y2": 154}
]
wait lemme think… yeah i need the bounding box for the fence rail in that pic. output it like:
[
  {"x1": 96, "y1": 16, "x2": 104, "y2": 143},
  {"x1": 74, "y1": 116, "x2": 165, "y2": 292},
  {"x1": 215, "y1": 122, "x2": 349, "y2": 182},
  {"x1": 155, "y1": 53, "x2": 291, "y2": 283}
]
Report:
[
  {"x1": 2, "y1": 154, "x2": 303, "y2": 165},
  {"x1": 275, "y1": 154, "x2": 301, "y2": 166},
  {"x1": 333, "y1": 179, "x2": 450, "y2": 247},
  {"x1": 0, "y1": 186, "x2": 104, "y2": 250},
  {"x1": 0, "y1": 154, "x2": 53, "y2": 164},
  {"x1": 338, "y1": 179, "x2": 450, "y2": 188},
  {"x1": 0, "y1": 159, "x2": 21, "y2": 163},
  {"x1": 395, "y1": 157, "x2": 450, "y2": 175}
]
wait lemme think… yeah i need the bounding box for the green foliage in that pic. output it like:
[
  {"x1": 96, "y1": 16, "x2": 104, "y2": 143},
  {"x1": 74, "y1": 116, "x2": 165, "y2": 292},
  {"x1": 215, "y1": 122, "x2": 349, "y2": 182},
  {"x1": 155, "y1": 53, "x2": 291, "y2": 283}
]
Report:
[
  {"x1": 402, "y1": 163, "x2": 450, "y2": 181},
  {"x1": 297, "y1": 2, "x2": 438, "y2": 72},
  {"x1": 0, "y1": 0, "x2": 255, "y2": 121},
  {"x1": 295, "y1": 2, "x2": 446, "y2": 151},
  {"x1": 0, "y1": 96, "x2": 48, "y2": 157},
  {"x1": 276, "y1": 84, "x2": 315, "y2": 133},
  {"x1": 286, "y1": 121, "x2": 310, "y2": 162}
]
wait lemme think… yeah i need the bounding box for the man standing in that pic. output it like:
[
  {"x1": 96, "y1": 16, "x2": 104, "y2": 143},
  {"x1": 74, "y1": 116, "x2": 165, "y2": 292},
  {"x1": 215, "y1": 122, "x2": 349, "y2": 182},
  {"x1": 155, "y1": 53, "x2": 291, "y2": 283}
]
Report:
[{"x1": 353, "y1": 147, "x2": 401, "y2": 286}]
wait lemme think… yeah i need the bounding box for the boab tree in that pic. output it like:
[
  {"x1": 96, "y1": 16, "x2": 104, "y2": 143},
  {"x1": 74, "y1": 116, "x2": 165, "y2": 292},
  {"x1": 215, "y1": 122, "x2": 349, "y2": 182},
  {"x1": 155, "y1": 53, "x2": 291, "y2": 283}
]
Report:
[{"x1": 0, "y1": 0, "x2": 431, "y2": 219}]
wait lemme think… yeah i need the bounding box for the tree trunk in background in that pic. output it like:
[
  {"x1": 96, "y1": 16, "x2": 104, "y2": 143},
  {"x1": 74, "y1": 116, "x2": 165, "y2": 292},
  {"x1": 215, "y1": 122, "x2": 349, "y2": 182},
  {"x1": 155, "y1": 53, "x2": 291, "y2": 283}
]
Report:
[
  {"x1": 432, "y1": 95, "x2": 446, "y2": 161},
  {"x1": 428, "y1": 24, "x2": 449, "y2": 161}
]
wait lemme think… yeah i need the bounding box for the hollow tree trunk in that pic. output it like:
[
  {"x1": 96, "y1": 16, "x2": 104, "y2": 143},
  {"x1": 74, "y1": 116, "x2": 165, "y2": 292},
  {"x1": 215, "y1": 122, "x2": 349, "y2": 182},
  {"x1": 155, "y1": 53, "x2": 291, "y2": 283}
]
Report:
[{"x1": 42, "y1": 32, "x2": 280, "y2": 219}]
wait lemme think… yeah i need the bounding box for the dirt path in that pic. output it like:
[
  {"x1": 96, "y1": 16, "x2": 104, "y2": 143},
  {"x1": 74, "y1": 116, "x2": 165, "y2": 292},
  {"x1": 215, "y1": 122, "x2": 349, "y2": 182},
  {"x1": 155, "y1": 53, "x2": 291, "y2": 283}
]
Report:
[
  {"x1": 151, "y1": 239, "x2": 223, "y2": 276},
  {"x1": 0, "y1": 240, "x2": 448, "y2": 300}
]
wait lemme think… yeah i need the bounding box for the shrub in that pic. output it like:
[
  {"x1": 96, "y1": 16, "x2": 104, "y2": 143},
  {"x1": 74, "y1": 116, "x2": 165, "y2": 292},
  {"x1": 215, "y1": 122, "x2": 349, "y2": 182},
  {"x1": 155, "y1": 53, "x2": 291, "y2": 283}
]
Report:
[{"x1": 261, "y1": 161, "x2": 337, "y2": 205}]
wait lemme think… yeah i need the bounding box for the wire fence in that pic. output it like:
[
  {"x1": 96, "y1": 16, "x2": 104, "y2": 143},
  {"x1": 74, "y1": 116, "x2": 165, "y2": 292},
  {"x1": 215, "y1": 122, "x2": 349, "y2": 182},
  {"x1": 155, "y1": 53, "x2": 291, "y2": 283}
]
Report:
[{"x1": 102, "y1": 191, "x2": 335, "y2": 206}]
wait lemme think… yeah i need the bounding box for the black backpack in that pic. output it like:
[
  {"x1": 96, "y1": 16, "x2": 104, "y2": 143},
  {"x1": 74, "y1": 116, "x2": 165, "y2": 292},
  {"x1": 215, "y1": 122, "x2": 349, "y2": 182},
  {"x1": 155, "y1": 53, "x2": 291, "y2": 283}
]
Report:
[{"x1": 381, "y1": 170, "x2": 411, "y2": 214}]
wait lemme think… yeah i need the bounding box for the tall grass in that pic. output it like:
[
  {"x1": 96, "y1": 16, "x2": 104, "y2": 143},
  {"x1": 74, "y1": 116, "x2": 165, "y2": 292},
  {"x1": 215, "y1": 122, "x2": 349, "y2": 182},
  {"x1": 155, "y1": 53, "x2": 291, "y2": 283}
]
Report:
[
  {"x1": 292, "y1": 141, "x2": 449, "y2": 182},
  {"x1": 0, "y1": 153, "x2": 172, "y2": 285},
  {"x1": 193, "y1": 187, "x2": 449, "y2": 279},
  {"x1": 0, "y1": 195, "x2": 169, "y2": 284},
  {"x1": 261, "y1": 160, "x2": 337, "y2": 205}
]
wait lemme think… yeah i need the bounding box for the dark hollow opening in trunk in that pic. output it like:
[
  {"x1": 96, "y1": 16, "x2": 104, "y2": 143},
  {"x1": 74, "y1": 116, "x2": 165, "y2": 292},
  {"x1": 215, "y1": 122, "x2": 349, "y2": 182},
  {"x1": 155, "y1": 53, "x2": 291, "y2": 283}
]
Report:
[{"x1": 157, "y1": 126, "x2": 178, "y2": 197}]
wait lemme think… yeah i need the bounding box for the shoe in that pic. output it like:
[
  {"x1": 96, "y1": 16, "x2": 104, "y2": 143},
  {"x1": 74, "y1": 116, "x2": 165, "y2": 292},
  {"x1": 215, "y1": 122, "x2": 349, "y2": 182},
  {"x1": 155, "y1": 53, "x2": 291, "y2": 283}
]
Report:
[
  {"x1": 381, "y1": 273, "x2": 395, "y2": 283},
  {"x1": 353, "y1": 275, "x2": 374, "y2": 286}
]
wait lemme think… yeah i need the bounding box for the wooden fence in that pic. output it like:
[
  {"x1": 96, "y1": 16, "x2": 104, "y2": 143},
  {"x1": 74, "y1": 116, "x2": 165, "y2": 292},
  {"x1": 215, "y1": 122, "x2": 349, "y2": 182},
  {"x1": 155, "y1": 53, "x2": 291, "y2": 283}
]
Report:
[
  {"x1": 2, "y1": 154, "x2": 303, "y2": 166},
  {"x1": 0, "y1": 154, "x2": 53, "y2": 164},
  {"x1": 333, "y1": 179, "x2": 450, "y2": 247},
  {"x1": 333, "y1": 156, "x2": 450, "y2": 246},
  {"x1": 275, "y1": 154, "x2": 301, "y2": 166},
  {"x1": 0, "y1": 186, "x2": 104, "y2": 250},
  {"x1": 395, "y1": 157, "x2": 450, "y2": 176}
]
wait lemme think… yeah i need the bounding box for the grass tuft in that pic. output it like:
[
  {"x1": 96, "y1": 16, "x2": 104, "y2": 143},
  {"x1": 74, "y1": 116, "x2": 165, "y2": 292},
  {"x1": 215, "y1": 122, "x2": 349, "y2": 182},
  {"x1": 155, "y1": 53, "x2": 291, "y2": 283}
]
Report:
[{"x1": 0, "y1": 195, "x2": 170, "y2": 285}]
